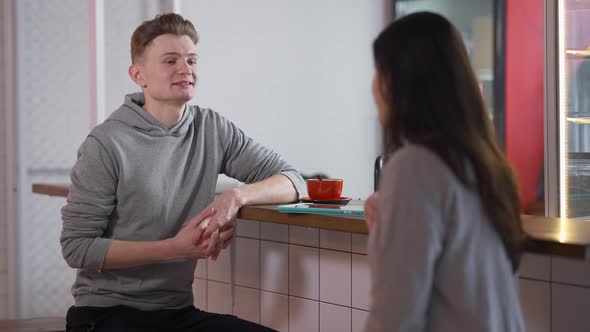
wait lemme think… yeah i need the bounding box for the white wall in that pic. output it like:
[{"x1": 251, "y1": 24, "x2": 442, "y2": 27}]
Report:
[
  {"x1": 104, "y1": 0, "x2": 152, "y2": 117},
  {"x1": 181, "y1": 0, "x2": 386, "y2": 199},
  {"x1": 16, "y1": 0, "x2": 91, "y2": 317}
]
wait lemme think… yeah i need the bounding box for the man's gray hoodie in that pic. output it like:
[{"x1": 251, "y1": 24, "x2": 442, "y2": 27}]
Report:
[{"x1": 61, "y1": 93, "x2": 305, "y2": 310}]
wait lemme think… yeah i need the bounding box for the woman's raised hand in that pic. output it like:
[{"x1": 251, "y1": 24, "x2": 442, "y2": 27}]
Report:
[{"x1": 364, "y1": 193, "x2": 378, "y2": 233}]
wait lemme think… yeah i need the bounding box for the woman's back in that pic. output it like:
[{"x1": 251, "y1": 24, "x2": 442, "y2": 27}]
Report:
[{"x1": 365, "y1": 144, "x2": 524, "y2": 331}]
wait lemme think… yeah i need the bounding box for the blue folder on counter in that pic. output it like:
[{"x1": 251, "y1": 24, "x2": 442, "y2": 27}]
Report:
[{"x1": 276, "y1": 203, "x2": 365, "y2": 216}]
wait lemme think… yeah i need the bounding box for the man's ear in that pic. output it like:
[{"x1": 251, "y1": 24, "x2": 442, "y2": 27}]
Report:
[{"x1": 129, "y1": 64, "x2": 147, "y2": 88}]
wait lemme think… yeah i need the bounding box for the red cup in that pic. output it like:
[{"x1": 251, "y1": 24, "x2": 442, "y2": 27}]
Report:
[{"x1": 306, "y1": 179, "x2": 343, "y2": 200}]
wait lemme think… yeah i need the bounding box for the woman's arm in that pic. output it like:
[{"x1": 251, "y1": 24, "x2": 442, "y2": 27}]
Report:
[{"x1": 365, "y1": 146, "x2": 446, "y2": 331}]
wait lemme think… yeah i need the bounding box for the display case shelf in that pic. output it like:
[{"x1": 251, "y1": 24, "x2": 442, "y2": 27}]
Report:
[
  {"x1": 566, "y1": 49, "x2": 590, "y2": 57},
  {"x1": 567, "y1": 112, "x2": 590, "y2": 124}
]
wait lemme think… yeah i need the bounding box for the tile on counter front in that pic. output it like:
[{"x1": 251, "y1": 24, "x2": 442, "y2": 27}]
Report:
[
  {"x1": 236, "y1": 237, "x2": 260, "y2": 288},
  {"x1": 552, "y1": 256, "x2": 590, "y2": 287},
  {"x1": 0, "y1": 240, "x2": 7, "y2": 273},
  {"x1": 261, "y1": 291, "x2": 289, "y2": 332},
  {"x1": 207, "y1": 281, "x2": 232, "y2": 315},
  {"x1": 351, "y1": 234, "x2": 368, "y2": 255},
  {"x1": 261, "y1": 222, "x2": 289, "y2": 243},
  {"x1": 234, "y1": 286, "x2": 260, "y2": 324},
  {"x1": 0, "y1": 268, "x2": 9, "y2": 317},
  {"x1": 0, "y1": 296, "x2": 7, "y2": 322},
  {"x1": 518, "y1": 253, "x2": 550, "y2": 281},
  {"x1": 289, "y1": 225, "x2": 319, "y2": 247},
  {"x1": 0, "y1": 272, "x2": 6, "y2": 295},
  {"x1": 207, "y1": 245, "x2": 231, "y2": 283},
  {"x1": 320, "y1": 302, "x2": 351, "y2": 332},
  {"x1": 351, "y1": 254, "x2": 370, "y2": 310},
  {"x1": 289, "y1": 296, "x2": 319, "y2": 332},
  {"x1": 236, "y1": 219, "x2": 260, "y2": 239},
  {"x1": 351, "y1": 309, "x2": 369, "y2": 332},
  {"x1": 261, "y1": 240, "x2": 289, "y2": 294},
  {"x1": 289, "y1": 244, "x2": 320, "y2": 300},
  {"x1": 319, "y1": 249, "x2": 351, "y2": 306},
  {"x1": 192, "y1": 278, "x2": 207, "y2": 310},
  {"x1": 194, "y1": 259, "x2": 207, "y2": 279},
  {"x1": 320, "y1": 230, "x2": 351, "y2": 252},
  {"x1": 552, "y1": 283, "x2": 590, "y2": 332},
  {"x1": 519, "y1": 279, "x2": 549, "y2": 332}
]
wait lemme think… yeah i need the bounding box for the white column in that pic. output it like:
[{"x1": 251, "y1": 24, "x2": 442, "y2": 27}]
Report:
[
  {"x1": 544, "y1": 0, "x2": 559, "y2": 217},
  {"x1": 1, "y1": 0, "x2": 19, "y2": 319},
  {"x1": 89, "y1": 0, "x2": 105, "y2": 128}
]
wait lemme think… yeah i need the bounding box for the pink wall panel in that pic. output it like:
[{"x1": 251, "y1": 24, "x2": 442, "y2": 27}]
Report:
[{"x1": 505, "y1": 0, "x2": 544, "y2": 210}]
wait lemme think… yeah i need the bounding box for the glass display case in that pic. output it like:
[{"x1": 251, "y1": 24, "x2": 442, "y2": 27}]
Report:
[
  {"x1": 393, "y1": 0, "x2": 503, "y2": 143},
  {"x1": 546, "y1": 0, "x2": 590, "y2": 218}
]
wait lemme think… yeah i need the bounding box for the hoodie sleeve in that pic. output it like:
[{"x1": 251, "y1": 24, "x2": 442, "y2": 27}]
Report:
[
  {"x1": 214, "y1": 112, "x2": 306, "y2": 199},
  {"x1": 60, "y1": 136, "x2": 117, "y2": 270}
]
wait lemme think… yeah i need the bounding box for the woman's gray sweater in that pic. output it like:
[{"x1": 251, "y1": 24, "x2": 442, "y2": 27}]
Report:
[{"x1": 365, "y1": 144, "x2": 524, "y2": 332}]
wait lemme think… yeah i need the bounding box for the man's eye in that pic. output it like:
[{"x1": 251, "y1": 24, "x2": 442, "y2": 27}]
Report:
[
  {"x1": 188, "y1": 59, "x2": 198, "y2": 65},
  {"x1": 165, "y1": 60, "x2": 176, "y2": 64}
]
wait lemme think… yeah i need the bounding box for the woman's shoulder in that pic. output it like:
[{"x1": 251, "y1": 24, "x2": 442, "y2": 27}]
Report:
[
  {"x1": 381, "y1": 143, "x2": 459, "y2": 198},
  {"x1": 385, "y1": 144, "x2": 450, "y2": 175}
]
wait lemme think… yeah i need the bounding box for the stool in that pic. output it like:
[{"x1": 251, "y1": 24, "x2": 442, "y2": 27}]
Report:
[{"x1": 0, "y1": 317, "x2": 65, "y2": 332}]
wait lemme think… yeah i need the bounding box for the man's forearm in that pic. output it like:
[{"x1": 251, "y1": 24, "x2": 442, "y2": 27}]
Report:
[
  {"x1": 233, "y1": 173, "x2": 298, "y2": 206},
  {"x1": 102, "y1": 209, "x2": 214, "y2": 269},
  {"x1": 102, "y1": 239, "x2": 177, "y2": 269}
]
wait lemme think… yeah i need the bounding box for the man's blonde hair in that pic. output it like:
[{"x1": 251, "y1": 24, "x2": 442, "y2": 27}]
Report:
[{"x1": 130, "y1": 13, "x2": 198, "y2": 63}]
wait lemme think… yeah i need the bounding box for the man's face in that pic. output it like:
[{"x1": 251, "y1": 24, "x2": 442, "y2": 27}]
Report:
[{"x1": 131, "y1": 34, "x2": 198, "y2": 106}]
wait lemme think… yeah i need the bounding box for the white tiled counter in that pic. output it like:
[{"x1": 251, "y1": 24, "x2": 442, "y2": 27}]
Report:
[
  {"x1": 194, "y1": 219, "x2": 370, "y2": 332},
  {"x1": 229, "y1": 205, "x2": 590, "y2": 332},
  {"x1": 197, "y1": 223, "x2": 590, "y2": 332}
]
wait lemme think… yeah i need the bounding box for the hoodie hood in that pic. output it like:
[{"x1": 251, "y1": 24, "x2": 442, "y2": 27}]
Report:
[{"x1": 106, "y1": 92, "x2": 194, "y2": 137}]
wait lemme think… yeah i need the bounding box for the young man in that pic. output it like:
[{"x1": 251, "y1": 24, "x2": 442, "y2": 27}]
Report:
[{"x1": 61, "y1": 13, "x2": 304, "y2": 331}]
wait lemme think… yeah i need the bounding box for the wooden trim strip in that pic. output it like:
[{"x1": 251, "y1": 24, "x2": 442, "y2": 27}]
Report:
[
  {"x1": 239, "y1": 205, "x2": 367, "y2": 234},
  {"x1": 31, "y1": 184, "x2": 69, "y2": 198},
  {"x1": 0, "y1": 317, "x2": 65, "y2": 331}
]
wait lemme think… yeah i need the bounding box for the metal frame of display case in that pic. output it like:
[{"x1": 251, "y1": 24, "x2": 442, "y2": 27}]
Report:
[
  {"x1": 493, "y1": 0, "x2": 506, "y2": 149},
  {"x1": 545, "y1": 0, "x2": 560, "y2": 217}
]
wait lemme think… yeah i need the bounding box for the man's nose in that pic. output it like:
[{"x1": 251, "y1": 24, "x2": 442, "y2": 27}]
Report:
[{"x1": 178, "y1": 61, "x2": 193, "y2": 75}]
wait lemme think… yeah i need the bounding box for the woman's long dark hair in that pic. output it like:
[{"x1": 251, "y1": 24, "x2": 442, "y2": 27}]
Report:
[{"x1": 373, "y1": 12, "x2": 524, "y2": 271}]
